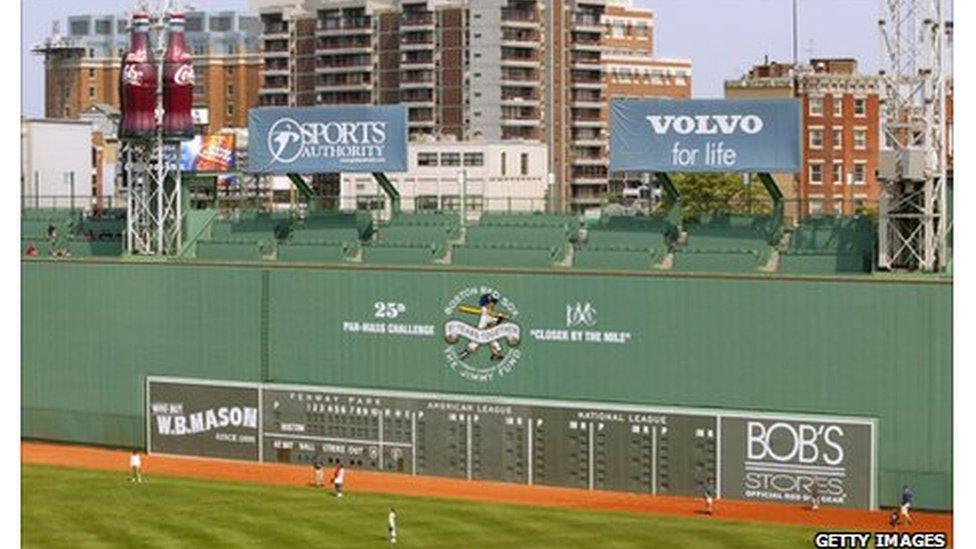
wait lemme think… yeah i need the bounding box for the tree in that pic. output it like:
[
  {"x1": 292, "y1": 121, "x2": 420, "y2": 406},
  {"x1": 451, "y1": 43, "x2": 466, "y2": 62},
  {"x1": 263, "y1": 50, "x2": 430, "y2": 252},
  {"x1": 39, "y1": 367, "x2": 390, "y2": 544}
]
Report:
[{"x1": 668, "y1": 172, "x2": 773, "y2": 221}]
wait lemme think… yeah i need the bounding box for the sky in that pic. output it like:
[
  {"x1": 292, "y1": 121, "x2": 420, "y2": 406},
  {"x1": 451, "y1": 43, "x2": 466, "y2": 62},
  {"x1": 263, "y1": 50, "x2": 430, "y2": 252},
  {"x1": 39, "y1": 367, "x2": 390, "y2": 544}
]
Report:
[{"x1": 21, "y1": 0, "x2": 889, "y2": 116}]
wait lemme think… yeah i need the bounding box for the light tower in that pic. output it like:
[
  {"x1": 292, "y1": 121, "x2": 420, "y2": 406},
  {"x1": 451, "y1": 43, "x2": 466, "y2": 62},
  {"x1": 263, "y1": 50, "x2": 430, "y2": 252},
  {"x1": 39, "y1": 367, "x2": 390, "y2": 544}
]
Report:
[
  {"x1": 121, "y1": 0, "x2": 188, "y2": 256},
  {"x1": 877, "y1": 0, "x2": 951, "y2": 271}
]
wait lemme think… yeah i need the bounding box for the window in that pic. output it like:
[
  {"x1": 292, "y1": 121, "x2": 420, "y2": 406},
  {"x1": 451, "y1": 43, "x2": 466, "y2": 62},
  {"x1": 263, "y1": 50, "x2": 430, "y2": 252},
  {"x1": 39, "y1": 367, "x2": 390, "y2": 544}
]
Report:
[
  {"x1": 226, "y1": 67, "x2": 236, "y2": 75},
  {"x1": 193, "y1": 44, "x2": 206, "y2": 55},
  {"x1": 833, "y1": 97, "x2": 843, "y2": 116},
  {"x1": 187, "y1": 17, "x2": 204, "y2": 32},
  {"x1": 69, "y1": 20, "x2": 90, "y2": 36},
  {"x1": 833, "y1": 198, "x2": 844, "y2": 214},
  {"x1": 854, "y1": 129, "x2": 867, "y2": 150},
  {"x1": 809, "y1": 129, "x2": 824, "y2": 149},
  {"x1": 440, "y1": 195, "x2": 461, "y2": 211},
  {"x1": 95, "y1": 20, "x2": 112, "y2": 35},
  {"x1": 808, "y1": 199, "x2": 823, "y2": 214},
  {"x1": 853, "y1": 162, "x2": 867, "y2": 184},
  {"x1": 832, "y1": 129, "x2": 842, "y2": 149},
  {"x1": 809, "y1": 162, "x2": 824, "y2": 184},
  {"x1": 88, "y1": 68, "x2": 95, "y2": 78},
  {"x1": 809, "y1": 97, "x2": 823, "y2": 116},
  {"x1": 466, "y1": 195, "x2": 484, "y2": 211},
  {"x1": 417, "y1": 152, "x2": 438, "y2": 166},
  {"x1": 227, "y1": 103, "x2": 235, "y2": 116},
  {"x1": 833, "y1": 161, "x2": 844, "y2": 184},
  {"x1": 356, "y1": 195, "x2": 385, "y2": 211},
  {"x1": 500, "y1": 152, "x2": 507, "y2": 176},
  {"x1": 415, "y1": 195, "x2": 439, "y2": 211},
  {"x1": 440, "y1": 152, "x2": 461, "y2": 167},
  {"x1": 88, "y1": 86, "x2": 95, "y2": 98},
  {"x1": 854, "y1": 97, "x2": 867, "y2": 116},
  {"x1": 463, "y1": 152, "x2": 484, "y2": 167},
  {"x1": 210, "y1": 16, "x2": 232, "y2": 32},
  {"x1": 117, "y1": 20, "x2": 127, "y2": 34},
  {"x1": 520, "y1": 152, "x2": 529, "y2": 175}
]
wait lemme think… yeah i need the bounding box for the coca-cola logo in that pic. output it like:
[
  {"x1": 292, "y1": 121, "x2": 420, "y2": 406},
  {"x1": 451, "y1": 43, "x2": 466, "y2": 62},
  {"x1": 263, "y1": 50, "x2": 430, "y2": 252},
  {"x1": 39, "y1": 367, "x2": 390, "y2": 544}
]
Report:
[
  {"x1": 174, "y1": 65, "x2": 195, "y2": 86},
  {"x1": 123, "y1": 65, "x2": 143, "y2": 86}
]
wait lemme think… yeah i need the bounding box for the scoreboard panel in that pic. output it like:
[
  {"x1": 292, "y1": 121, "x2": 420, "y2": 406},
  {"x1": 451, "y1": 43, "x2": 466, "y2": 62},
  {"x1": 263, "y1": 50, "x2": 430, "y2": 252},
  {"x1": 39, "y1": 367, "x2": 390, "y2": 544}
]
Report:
[
  {"x1": 259, "y1": 386, "x2": 719, "y2": 498},
  {"x1": 147, "y1": 377, "x2": 876, "y2": 508}
]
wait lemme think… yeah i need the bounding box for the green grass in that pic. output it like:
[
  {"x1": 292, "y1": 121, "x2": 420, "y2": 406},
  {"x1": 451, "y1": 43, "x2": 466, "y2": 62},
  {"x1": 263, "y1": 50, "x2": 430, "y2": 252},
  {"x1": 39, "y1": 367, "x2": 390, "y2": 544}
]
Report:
[{"x1": 22, "y1": 464, "x2": 820, "y2": 548}]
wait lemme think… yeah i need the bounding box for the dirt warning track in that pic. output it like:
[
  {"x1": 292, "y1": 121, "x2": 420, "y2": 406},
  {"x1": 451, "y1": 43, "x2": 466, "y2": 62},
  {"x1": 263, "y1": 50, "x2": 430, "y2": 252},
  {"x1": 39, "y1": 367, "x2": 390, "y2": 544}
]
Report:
[{"x1": 23, "y1": 441, "x2": 951, "y2": 542}]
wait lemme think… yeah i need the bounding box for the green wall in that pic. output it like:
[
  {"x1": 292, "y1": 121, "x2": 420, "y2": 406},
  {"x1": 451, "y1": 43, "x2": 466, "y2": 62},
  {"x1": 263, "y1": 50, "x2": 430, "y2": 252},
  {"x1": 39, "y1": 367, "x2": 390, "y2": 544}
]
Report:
[{"x1": 21, "y1": 259, "x2": 952, "y2": 509}]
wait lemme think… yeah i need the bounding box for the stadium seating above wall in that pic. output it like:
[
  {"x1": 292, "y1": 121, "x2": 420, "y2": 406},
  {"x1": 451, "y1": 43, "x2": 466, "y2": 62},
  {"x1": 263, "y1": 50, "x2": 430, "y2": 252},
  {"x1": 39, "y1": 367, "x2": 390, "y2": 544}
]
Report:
[
  {"x1": 289, "y1": 212, "x2": 368, "y2": 244},
  {"x1": 682, "y1": 214, "x2": 776, "y2": 251},
  {"x1": 779, "y1": 215, "x2": 875, "y2": 274},
  {"x1": 584, "y1": 215, "x2": 675, "y2": 248},
  {"x1": 453, "y1": 243, "x2": 565, "y2": 269},
  {"x1": 573, "y1": 246, "x2": 665, "y2": 271},
  {"x1": 465, "y1": 224, "x2": 572, "y2": 248},
  {"x1": 196, "y1": 239, "x2": 271, "y2": 262},
  {"x1": 479, "y1": 212, "x2": 580, "y2": 229},
  {"x1": 277, "y1": 241, "x2": 351, "y2": 263},
  {"x1": 362, "y1": 242, "x2": 439, "y2": 265},
  {"x1": 672, "y1": 249, "x2": 767, "y2": 273}
]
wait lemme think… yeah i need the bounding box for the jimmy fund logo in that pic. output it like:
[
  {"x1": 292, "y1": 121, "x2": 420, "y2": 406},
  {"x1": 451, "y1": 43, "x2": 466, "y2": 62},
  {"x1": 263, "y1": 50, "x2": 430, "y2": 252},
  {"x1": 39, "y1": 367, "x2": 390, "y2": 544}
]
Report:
[
  {"x1": 443, "y1": 287, "x2": 522, "y2": 383},
  {"x1": 267, "y1": 117, "x2": 389, "y2": 165}
]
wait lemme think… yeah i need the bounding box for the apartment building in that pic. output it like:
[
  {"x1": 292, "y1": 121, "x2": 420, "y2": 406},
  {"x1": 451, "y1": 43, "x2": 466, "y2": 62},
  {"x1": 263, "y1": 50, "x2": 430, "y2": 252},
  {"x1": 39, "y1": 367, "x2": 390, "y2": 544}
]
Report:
[
  {"x1": 34, "y1": 12, "x2": 263, "y2": 133},
  {"x1": 255, "y1": 0, "x2": 691, "y2": 212},
  {"x1": 725, "y1": 58, "x2": 881, "y2": 218}
]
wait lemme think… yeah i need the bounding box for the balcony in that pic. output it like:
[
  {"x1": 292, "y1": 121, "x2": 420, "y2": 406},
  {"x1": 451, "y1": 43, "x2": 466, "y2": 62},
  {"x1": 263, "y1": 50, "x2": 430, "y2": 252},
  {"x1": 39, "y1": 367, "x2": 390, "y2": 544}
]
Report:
[
  {"x1": 501, "y1": 70, "x2": 539, "y2": 83},
  {"x1": 317, "y1": 18, "x2": 371, "y2": 34},
  {"x1": 264, "y1": 62, "x2": 289, "y2": 76},
  {"x1": 501, "y1": 30, "x2": 540, "y2": 46},
  {"x1": 501, "y1": 9, "x2": 539, "y2": 27},
  {"x1": 571, "y1": 155, "x2": 607, "y2": 166},
  {"x1": 570, "y1": 115, "x2": 605, "y2": 128},
  {"x1": 400, "y1": 35, "x2": 434, "y2": 50},
  {"x1": 400, "y1": 12, "x2": 434, "y2": 29},
  {"x1": 571, "y1": 75, "x2": 603, "y2": 89},
  {"x1": 573, "y1": 13, "x2": 603, "y2": 31},
  {"x1": 501, "y1": 93, "x2": 541, "y2": 106},
  {"x1": 261, "y1": 23, "x2": 288, "y2": 39},
  {"x1": 262, "y1": 44, "x2": 290, "y2": 58}
]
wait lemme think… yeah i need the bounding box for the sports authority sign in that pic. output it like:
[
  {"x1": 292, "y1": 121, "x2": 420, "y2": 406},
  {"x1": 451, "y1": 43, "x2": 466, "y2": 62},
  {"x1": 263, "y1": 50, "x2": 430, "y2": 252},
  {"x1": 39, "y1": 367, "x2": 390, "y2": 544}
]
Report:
[
  {"x1": 247, "y1": 105, "x2": 408, "y2": 174},
  {"x1": 146, "y1": 379, "x2": 260, "y2": 461},
  {"x1": 609, "y1": 99, "x2": 802, "y2": 173},
  {"x1": 719, "y1": 416, "x2": 874, "y2": 509}
]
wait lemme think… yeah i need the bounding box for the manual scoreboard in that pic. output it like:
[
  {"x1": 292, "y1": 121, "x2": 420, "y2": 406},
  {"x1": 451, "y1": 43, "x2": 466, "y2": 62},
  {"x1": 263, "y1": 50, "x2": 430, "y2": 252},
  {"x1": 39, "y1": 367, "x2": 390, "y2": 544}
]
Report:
[{"x1": 147, "y1": 377, "x2": 875, "y2": 508}]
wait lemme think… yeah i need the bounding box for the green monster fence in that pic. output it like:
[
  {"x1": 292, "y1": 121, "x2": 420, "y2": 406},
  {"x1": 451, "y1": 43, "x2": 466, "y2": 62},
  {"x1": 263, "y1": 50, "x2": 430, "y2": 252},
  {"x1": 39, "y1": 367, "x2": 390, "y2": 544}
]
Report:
[
  {"x1": 146, "y1": 377, "x2": 878, "y2": 510},
  {"x1": 21, "y1": 260, "x2": 950, "y2": 509}
]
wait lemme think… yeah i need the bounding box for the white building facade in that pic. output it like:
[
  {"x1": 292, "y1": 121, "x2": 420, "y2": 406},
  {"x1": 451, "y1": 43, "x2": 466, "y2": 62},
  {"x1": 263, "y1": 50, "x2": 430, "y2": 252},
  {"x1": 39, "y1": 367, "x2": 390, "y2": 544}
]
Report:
[
  {"x1": 21, "y1": 119, "x2": 95, "y2": 209},
  {"x1": 340, "y1": 140, "x2": 549, "y2": 218}
]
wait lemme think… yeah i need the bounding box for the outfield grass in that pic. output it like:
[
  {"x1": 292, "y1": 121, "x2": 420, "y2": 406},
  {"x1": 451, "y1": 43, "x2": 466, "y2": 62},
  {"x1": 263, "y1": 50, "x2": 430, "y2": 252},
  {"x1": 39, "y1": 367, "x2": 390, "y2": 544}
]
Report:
[{"x1": 22, "y1": 464, "x2": 820, "y2": 548}]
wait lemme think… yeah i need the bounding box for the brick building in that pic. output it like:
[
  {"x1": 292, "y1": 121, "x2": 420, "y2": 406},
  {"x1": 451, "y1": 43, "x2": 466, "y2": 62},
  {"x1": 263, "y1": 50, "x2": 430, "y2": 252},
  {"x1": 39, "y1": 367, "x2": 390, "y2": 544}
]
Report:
[
  {"x1": 725, "y1": 58, "x2": 881, "y2": 218},
  {"x1": 34, "y1": 12, "x2": 263, "y2": 134},
  {"x1": 252, "y1": 0, "x2": 691, "y2": 212}
]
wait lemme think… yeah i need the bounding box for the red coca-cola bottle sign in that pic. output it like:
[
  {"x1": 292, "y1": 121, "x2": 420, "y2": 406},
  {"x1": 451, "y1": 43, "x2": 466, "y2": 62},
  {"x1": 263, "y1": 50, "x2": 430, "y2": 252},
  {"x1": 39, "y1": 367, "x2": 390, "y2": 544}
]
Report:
[
  {"x1": 119, "y1": 13, "x2": 157, "y2": 140},
  {"x1": 162, "y1": 12, "x2": 195, "y2": 140}
]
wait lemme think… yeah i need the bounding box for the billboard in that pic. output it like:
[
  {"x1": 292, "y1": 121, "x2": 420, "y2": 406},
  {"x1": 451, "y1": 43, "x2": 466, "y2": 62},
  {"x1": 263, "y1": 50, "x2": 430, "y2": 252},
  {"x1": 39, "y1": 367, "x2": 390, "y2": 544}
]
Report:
[
  {"x1": 147, "y1": 376, "x2": 877, "y2": 509},
  {"x1": 147, "y1": 378, "x2": 260, "y2": 461},
  {"x1": 719, "y1": 416, "x2": 875, "y2": 509},
  {"x1": 247, "y1": 105, "x2": 408, "y2": 174},
  {"x1": 609, "y1": 99, "x2": 802, "y2": 173},
  {"x1": 180, "y1": 133, "x2": 237, "y2": 172}
]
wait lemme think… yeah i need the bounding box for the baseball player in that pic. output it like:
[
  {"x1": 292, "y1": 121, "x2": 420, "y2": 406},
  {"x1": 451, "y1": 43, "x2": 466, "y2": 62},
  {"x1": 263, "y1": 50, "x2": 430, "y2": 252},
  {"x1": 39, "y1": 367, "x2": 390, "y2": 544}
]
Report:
[
  {"x1": 889, "y1": 509, "x2": 900, "y2": 530},
  {"x1": 900, "y1": 485, "x2": 913, "y2": 525},
  {"x1": 313, "y1": 455, "x2": 325, "y2": 488},
  {"x1": 129, "y1": 450, "x2": 143, "y2": 483},
  {"x1": 458, "y1": 290, "x2": 505, "y2": 362},
  {"x1": 388, "y1": 507, "x2": 397, "y2": 544},
  {"x1": 809, "y1": 477, "x2": 821, "y2": 510},
  {"x1": 333, "y1": 462, "x2": 345, "y2": 497},
  {"x1": 703, "y1": 483, "x2": 715, "y2": 515}
]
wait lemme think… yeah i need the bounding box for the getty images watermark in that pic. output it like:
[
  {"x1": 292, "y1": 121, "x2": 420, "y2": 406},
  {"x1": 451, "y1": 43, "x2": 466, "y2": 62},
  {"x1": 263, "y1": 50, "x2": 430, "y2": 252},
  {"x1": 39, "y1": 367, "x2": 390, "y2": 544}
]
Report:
[{"x1": 813, "y1": 531, "x2": 947, "y2": 548}]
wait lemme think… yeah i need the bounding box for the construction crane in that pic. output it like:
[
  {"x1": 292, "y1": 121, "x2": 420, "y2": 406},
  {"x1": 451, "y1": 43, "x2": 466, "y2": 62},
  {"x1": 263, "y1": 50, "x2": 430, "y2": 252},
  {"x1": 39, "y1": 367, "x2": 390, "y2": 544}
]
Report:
[{"x1": 877, "y1": 0, "x2": 952, "y2": 272}]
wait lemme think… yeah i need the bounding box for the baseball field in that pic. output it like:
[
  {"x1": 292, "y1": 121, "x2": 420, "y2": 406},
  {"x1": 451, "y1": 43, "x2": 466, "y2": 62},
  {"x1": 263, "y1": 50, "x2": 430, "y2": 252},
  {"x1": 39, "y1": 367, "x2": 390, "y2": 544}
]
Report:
[
  {"x1": 21, "y1": 442, "x2": 953, "y2": 548},
  {"x1": 23, "y1": 464, "x2": 822, "y2": 548}
]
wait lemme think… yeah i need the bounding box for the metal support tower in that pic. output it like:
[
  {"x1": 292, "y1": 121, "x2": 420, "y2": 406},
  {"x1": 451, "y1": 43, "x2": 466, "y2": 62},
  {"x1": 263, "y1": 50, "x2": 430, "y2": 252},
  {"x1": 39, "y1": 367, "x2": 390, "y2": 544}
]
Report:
[
  {"x1": 123, "y1": 1, "x2": 183, "y2": 256},
  {"x1": 877, "y1": 0, "x2": 950, "y2": 271}
]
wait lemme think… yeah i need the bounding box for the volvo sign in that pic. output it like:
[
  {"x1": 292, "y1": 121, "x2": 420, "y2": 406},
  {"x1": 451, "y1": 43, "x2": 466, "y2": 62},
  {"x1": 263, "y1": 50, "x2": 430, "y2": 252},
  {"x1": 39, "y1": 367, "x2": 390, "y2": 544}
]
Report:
[
  {"x1": 609, "y1": 99, "x2": 802, "y2": 173},
  {"x1": 248, "y1": 105, "x2": 408, "y2": 173}
]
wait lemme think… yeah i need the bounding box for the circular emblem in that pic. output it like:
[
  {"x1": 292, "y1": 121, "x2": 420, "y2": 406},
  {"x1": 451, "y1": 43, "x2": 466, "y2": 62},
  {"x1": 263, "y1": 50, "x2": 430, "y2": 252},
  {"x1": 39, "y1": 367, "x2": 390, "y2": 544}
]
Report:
[
  {"x1": 267, "y1": 117, "x2": 304, "y2": 164},
  {"x1": 443, "y1": 286, "x2": 522, "y2": 383}
]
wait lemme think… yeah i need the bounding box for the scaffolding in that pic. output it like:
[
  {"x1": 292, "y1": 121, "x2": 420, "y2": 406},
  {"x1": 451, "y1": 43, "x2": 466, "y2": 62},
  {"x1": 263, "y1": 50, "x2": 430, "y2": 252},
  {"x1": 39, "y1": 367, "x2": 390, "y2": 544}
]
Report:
[{"x1": 877, "y1": 0, "x2": 951, "y2": 271}]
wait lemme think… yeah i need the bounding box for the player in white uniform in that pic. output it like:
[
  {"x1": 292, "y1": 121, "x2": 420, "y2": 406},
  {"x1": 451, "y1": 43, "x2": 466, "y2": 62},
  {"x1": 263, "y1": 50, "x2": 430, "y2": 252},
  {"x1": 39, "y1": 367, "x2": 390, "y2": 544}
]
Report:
[
  {"x1": 388, "y1": 508, "x2": 397, "y2": 544},
  {"x1": 129, "y1": 450, "x2": 142, "y2": 483},
  {"x1": 333, "y1": 463, "x2": 345, "y2": 497}
]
